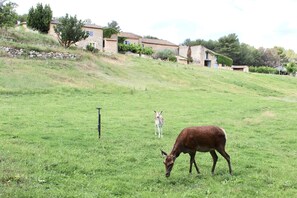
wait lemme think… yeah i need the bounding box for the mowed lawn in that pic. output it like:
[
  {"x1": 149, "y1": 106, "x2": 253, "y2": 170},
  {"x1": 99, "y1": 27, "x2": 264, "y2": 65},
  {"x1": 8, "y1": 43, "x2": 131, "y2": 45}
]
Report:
[{"x1": 0, "y1": 54, "x2": 297, "y2": 197}]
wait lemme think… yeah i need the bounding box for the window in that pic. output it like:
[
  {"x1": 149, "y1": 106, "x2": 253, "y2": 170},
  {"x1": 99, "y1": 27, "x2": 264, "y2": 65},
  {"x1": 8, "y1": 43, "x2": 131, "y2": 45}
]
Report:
[
  {"x1": 124, "y1": 40, "x2": 130, "y2": 45},
  {"x1": 205, "y1": 52, "x2": 209, "y2": 59},
  {"x1": 87, "y1": 31, "x2": 94, "y2": 37}
]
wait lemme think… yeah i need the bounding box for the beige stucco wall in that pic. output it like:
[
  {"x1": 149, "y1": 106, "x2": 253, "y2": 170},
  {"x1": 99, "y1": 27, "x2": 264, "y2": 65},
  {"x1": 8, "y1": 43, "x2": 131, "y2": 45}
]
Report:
[
  {"x1": 48, "y1": 23, "x2": 58, "y2": 38},
  {"x1": 104, "y1": 39, "x2": 118, "y2": 53},
  {"x1": 124, "y1": 38, "x2": 139, "y2": 45},
  {"x1": 77, "y1": 27, "x2": 103, "y2": 50},
  {"x1": 48, "y1": 23, "x2": 103, "y2": 51}
]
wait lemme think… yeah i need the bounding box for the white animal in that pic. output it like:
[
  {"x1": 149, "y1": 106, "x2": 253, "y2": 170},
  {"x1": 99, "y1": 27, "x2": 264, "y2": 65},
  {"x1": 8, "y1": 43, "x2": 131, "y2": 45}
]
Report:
[{"x1": 154, "y1": 111, "x2": 164, "y2": 138}]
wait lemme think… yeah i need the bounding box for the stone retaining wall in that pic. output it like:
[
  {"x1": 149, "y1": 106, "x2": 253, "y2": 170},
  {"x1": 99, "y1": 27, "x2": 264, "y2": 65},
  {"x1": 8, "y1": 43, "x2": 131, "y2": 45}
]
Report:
[{"x1": 0, "y1": 46, "x2": 80, "y2": 60}]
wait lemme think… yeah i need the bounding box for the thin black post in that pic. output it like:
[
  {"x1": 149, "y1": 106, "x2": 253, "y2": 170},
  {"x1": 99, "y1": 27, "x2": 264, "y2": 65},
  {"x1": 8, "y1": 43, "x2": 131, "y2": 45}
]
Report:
[{"x1": 97, "y1": 107, "x2": 101, "y2": 139}]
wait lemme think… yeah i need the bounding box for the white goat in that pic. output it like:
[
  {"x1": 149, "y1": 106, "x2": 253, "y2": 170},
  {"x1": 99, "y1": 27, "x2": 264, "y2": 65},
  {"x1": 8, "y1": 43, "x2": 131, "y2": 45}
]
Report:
[{"x1": 154, "y1": 111, "x2": 164, "y2": 138}]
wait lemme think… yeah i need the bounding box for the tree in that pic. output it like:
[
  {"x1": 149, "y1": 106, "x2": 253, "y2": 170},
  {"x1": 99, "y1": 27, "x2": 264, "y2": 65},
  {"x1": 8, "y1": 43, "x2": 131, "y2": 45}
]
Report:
[
  {"x1": 182, "y1": 38, "x2": 218, "y2": 51},
  {"x1": 0, "y1": 0, "x2": 17, "y2": 29},
  {"x1": 285, "y1": 49, "x2": 297, "y2": 63},
  {"x1": 237, "y1": 43, "x2": 264, "y2": 66},
  {"x1": 286, "y1": 62, "x2": 297, "y2": 76},
  {"x1": 216, "y1": 33, "x2": 240, "y2": 65},
  {"x1": 187, "y1": 46, "x2": 192, "y2": 64},
  {"x1": 17, "y1": 13, "x2": 28, "y2": 22},
  {"x1": 274, "y1": 46, "x2": 289, "y2": 65},
  {"x1": 27, "y1": 3, "x2": 52, "y2": 33},
  {"x1": 144, "y1": 35, "x2": 158, "y2": 39},
  {"x1": 54, "y1": 14, "x2": 89, "y2": 48},
  {"x1": 258, "y1": 47, "x2": 280, "y2": 67},
  {"x1": 107, "y1": 20, "x2": 120, "y2": 32},
  {"x1": 103, "y1": 20, "x2": 121, "y2": 38}
]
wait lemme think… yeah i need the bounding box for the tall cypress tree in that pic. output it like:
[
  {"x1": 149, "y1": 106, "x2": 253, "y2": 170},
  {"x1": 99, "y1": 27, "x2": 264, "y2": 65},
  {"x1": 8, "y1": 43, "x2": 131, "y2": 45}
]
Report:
[{"x1": 27, "y1": 3, "x2": 52, "y2": 33}]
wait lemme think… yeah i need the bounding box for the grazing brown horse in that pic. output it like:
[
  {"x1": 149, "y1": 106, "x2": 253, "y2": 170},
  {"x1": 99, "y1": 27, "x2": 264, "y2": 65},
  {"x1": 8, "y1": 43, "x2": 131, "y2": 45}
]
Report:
[{"x1": 161, "y1": 125, "x2": 232, "y2": 177}]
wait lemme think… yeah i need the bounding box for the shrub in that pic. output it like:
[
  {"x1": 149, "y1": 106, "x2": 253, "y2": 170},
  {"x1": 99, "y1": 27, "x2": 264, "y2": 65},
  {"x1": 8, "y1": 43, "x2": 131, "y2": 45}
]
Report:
[
  {"x1": 249, "y1": 66, "x2": 278, "y2": 74},
  {"x1": 286, "y1": 62, "x2": 297, "y2": 76},
  {"x1": 154, "y1": 49, "x2": 175, "y2": 61},
  {"x1": 142, "y1": 47, "x2": 154, "y2": 56},
  {"x1": 118, "y1": 43, "x2": 154, "y2": 55},
  {"x1": 168, "y1": 55, "x2": 177, "y2": 62},
  {"x1": 86, "y1": 44, "x2": 98, "y2": 53}
]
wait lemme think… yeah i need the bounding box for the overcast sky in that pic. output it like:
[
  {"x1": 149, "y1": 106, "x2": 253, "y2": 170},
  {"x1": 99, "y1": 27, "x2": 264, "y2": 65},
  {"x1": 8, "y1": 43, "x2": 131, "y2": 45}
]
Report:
[{"x1": 14, "y1": 0, "x2": 297, "y2": 52}]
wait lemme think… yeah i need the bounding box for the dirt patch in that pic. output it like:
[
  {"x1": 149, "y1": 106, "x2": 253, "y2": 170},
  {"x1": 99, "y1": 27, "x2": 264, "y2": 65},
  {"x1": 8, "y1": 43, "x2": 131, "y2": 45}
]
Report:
[{"x1": 261, "y1": 111, "x2": 276, "y2": 118}]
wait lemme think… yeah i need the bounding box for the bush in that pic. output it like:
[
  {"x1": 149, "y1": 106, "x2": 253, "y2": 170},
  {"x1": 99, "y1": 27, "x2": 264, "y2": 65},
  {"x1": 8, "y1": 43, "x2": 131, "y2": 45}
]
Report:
[
  {"x1": 168, "y1": 55, "x2": 177, "y2": 62},
  {"x1": 118, "y1": 43, "x2": 154, "y2": 55},
  {"x1": 142, "y1": 47, "x2": 154, "y2": 56},
  {"x1": 286, "y1": 62, "x2": 297, "y2": 76},
  {"x1": 86, "y1": 44, "x2": 98, "y2": 53},
  {"x1": 154, "y1": 49, "x2": 176, "y2": 61},
  {"x1": 249, "y1": 66, "x2": 278, "y2": 74}
]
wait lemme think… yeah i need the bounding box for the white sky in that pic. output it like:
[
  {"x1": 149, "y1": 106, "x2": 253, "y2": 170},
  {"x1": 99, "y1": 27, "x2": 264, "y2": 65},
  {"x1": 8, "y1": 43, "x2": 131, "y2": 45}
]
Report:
[{"x1": 13, "y1": 0, "x2": 297, "y2": 52}]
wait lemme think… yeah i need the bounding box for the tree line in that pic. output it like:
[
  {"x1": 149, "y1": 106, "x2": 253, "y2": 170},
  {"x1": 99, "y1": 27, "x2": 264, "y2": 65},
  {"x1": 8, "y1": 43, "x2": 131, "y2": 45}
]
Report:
[{"x1": 183, "y1": 33, "x2": 297, "y2": 68}]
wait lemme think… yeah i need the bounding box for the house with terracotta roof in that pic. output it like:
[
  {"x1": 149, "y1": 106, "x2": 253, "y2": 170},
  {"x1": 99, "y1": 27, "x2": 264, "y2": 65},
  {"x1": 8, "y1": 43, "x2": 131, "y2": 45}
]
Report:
[
  {"x1": 140, "y1": 38, "x2": 179, "y2": 54},
  {"x1": 118, "y1": 32, "x2": 142, "y2": 45},
  {"x1": 48, "y1": 20, "x2": 104, "y2": 50},
  {"x1": 112, "y1": 32, "x2": 179, "y2": 54}
]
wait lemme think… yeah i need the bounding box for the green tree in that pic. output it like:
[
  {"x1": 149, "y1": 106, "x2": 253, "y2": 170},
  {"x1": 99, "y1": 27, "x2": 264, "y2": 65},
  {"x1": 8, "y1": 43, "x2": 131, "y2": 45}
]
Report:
[
  {"x1": 183, "y1": 38, "x2": 218, "y2": 51},
  {"x1": 107, "y1": 20, "x2": 120, "y2": 31},
  {"x1": 216, "y1": 33, "x2": 240, "y2": 65},
  {"x1": 285, "y1": 49, "x2": 297, "y2": 63},
  {"x1": 54, "y1": 14, "x2": 89, "y2": 48},
  {"x1": 237, "y1": 43, "x2": 264, "y2": 66},
  {"x1": 27, "y1": 3, "x2": 52, "y2": 33},
  {"x1": 0, "y1": 0, "x2": 17, "y2": 29},
  {"x1": 103, "y1": 27, "x2": 118, "y2": 38},
  {"x1": 103, "y1": 20, "x2": 121, "y2": 38},
  {"x1": 17, "y1": 13, "x2": 28, "y2": 22},
  {"x1": 274, "y1": 46, "x2": 289, "y2": 65},
  {"x1": 144, "y1": 35, "x2": 158, "y2": 39},
  {"x1": 286, "y1": 62, "x2": 297, "y2": 76}
]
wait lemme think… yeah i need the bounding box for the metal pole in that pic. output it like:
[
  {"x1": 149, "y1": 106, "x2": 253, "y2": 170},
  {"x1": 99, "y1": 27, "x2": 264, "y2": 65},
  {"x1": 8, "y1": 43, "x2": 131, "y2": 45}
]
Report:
[{"x1": 97, "y1": 107, "x2": 101, "y2": 139}]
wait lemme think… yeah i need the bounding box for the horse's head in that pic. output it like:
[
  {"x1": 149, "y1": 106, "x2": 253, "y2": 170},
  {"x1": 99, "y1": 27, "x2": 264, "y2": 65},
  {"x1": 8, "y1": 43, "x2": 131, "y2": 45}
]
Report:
[{"x1": 161, "y1": 150, "x2": 175, "y2": 177}]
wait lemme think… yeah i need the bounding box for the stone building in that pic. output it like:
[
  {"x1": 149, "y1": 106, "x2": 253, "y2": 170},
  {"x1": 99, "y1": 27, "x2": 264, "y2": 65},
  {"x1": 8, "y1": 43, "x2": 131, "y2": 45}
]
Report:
[
  {"x1": 141, "y1": 38, "x2": 179, "y2": 54},
  {"x1": 115, "y1": 32, "x2": 179, "y2": 54},
  {"x1": 179, "y1": 45, "x2": 219, "y2": 68},
  {"x1": 48, "y1": 20, "x2": 104, "y2": 51}
]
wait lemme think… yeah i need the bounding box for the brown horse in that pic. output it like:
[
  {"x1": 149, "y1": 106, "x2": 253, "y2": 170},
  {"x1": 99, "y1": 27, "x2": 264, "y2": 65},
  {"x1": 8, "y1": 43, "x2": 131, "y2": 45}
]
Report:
[{"x1": 161, "y1": 125, "x2": 232, "y2": 177}]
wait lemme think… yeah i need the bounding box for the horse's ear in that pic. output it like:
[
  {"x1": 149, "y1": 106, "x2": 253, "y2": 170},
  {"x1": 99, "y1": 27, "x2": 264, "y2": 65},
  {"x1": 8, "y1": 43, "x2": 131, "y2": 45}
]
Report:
[{"x1": 161, "y1": 149, "x2": 167, "y2": 157}]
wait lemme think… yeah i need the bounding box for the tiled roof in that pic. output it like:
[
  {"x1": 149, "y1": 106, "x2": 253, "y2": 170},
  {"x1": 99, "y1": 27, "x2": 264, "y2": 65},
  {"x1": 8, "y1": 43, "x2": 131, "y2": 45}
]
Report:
[
  {"x1": 51, "y1": 20, "x2": 103, "y2": 29},
  {"x1": 118, "y1": 32, "x2": 142, "y2": 39},
  {"x1": 83, "y1": 24, "x2": 103, "y2": 29},
  {"x1": 141, "y1": 38, "x2": 178, "y2": 47}
]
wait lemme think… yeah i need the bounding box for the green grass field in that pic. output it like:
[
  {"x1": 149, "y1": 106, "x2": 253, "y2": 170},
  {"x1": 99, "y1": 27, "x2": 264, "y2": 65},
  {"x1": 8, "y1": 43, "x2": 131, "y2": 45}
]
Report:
[{"x1": 0, "y1": 30, "x2": 297, "y2": 197}]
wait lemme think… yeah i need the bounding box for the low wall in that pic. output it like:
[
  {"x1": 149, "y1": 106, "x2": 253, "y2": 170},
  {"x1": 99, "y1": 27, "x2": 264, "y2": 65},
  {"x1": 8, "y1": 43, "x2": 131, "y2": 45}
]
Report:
[{"x1": 0, "y1": 46, "x2": 80, "y2": 60}]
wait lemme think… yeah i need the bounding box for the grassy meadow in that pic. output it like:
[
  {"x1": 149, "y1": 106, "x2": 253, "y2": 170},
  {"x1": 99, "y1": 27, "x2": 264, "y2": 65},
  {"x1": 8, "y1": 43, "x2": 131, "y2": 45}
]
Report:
[{"x1": 0, "y1": 30, "x2": 297, "y2": 197}]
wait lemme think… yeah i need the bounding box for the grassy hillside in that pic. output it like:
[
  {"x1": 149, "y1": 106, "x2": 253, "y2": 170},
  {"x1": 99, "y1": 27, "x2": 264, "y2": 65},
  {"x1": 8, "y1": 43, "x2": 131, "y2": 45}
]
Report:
[{"x1": 0, "y1": 29, "x2": 297, "y2": 197}]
